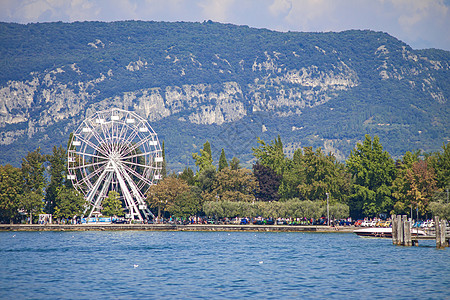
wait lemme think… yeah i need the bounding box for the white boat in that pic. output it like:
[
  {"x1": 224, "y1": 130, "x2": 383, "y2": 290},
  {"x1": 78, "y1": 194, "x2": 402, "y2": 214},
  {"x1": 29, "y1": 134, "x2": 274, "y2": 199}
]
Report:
[{"x1": 354, "y1": 227, "x2": 427, "y2": 238}]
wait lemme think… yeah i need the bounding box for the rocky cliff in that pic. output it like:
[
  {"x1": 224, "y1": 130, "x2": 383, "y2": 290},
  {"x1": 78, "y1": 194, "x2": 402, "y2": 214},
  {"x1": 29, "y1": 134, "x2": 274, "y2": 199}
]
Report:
[{"x1": 0, "y1": 21, "x2": 448, "y2": 169}]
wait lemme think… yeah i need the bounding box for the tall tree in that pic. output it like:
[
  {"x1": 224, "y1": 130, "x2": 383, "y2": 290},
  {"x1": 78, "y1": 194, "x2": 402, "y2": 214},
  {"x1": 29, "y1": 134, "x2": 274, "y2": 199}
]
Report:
[
  {"x1": 170, "y1": 186, "x2": 203, "y2": 219},
  {"x1": 405, "y1": 159, "x2": 438, "y2": 216},
  {"x1": 392, "y1": 151, "x2": 420, "y2": 215},
  {"x1": 0, "y1": 164, "x2": 23, "y2": 223},
  {"x1": 253, "y1": 162, "x2": 282, "y2": 201},
  {"x1": 296, "y1": 147, "x2": 350, "y2": 203},
  {"x1": 101, "y1": 191, "x2": 124, "y2": 217},
  {"x1": 430, "y1": 142, "x2": 450, "y2": 190},
  {"x1": 45, "y1": 145, "x2": 67, "y2": 214},
  {"x1": 229, "y1": 157, "x2": 240, "y2": 170},
  {"x1": 346, "y1": 135, "x2": 396, "y2": 218},
  {"x1": 218, "y1": 148, "x2": 228, "y2": 171},
  {"x1": 21, "y1": 148, "x2": 46, "y2": 223},
  {"x1": 203, "y1": 168, "x2": 258, "y2": 203},
  {"x1": 192, "y1": 141, "x2": 214, "y2": 173},
  {"x1": 252, "y1": 135, "x2": 285, "y2": 175},
  {"x1": 178, "y1": 167, "x2": 195, "y2": 186},
  {"x1": 53, "y1": 187, "x2": 86, "y2": 221},
  {"x1": 145, "y1": 177, "x2": 190, "y2": 218},
  {"x1": 22, "y1": 148, "x2": 46, "y2": 194}
]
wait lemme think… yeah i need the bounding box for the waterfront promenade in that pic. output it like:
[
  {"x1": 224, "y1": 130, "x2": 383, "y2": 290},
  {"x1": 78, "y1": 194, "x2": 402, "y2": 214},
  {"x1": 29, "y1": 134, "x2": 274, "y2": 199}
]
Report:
[{"x1": 0, "y1": 224, "x2": 354, "y2": 233}]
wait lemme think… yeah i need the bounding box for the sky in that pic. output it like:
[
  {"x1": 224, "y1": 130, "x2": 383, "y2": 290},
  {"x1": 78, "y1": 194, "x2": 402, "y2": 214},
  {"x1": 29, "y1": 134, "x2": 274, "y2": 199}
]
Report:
[{"x1": 1, "y1": 0, "x2": 449, "y2": 51}]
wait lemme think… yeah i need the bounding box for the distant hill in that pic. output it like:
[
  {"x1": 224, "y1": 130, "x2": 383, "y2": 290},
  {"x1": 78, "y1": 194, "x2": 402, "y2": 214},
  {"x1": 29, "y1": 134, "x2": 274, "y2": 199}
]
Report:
[{"x1": 0, "y1": 21, "x2": 449, "y2": 170}]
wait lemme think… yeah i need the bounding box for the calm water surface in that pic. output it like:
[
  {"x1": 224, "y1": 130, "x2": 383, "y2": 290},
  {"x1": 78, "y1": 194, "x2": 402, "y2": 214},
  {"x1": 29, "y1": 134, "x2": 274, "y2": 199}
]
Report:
[{"x1": 0, "y1": 231, "x2": 449, "y2": 299}]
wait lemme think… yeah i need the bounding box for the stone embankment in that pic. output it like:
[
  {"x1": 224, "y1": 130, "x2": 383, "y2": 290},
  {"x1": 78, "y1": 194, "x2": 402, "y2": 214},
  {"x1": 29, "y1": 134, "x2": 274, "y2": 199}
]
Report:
[{"x1": 0, "y1": 224, "x2": 355, "y2": 233}]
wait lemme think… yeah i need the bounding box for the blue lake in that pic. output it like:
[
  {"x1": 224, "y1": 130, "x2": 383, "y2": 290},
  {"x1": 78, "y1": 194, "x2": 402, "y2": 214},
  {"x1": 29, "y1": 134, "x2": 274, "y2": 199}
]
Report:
[{"x1": 1, "y1": 231, "x2": 449, "y2": 299}]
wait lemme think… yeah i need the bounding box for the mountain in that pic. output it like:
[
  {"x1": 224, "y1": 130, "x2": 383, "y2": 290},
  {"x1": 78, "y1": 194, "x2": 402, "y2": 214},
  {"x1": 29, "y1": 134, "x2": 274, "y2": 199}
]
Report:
[{"x1": 0, "y1": 20, "x2": 449, "y2": 170}]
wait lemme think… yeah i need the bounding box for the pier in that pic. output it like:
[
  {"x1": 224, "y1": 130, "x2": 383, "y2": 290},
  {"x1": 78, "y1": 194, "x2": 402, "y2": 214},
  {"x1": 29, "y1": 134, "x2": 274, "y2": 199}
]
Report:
[
  {"x1": 392, "y1": 215, "x2": 450, "y2": 248},
  {"x1": 0, "y1": 223, "x2": 354, "y2": 233}
]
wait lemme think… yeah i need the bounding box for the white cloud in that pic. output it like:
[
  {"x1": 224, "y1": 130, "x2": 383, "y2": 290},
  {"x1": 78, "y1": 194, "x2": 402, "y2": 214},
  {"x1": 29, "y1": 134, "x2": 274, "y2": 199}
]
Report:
[{"x1": 198, "y1": 0, "x2": 236, "y2": 23}]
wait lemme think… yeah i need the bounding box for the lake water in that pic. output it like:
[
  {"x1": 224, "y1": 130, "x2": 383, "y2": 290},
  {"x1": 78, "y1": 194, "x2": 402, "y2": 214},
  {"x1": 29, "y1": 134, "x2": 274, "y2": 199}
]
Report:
[{"x1": 1, "y1": 231, "x2": 449, "y2": 299}]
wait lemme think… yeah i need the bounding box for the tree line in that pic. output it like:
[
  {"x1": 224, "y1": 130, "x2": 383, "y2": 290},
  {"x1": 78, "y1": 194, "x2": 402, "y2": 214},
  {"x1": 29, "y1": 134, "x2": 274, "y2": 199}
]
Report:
[
  {"x1": 146, "y1": 134, "x2": 450, "y2": 221},
  {"x1": 1, "y1": 134, "x2": 449, "y2": 224}
]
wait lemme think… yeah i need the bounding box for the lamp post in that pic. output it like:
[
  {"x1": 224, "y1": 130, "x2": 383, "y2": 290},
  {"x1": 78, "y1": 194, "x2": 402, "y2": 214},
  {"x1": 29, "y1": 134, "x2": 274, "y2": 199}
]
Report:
[{"x1": 326, "y1": 192, "x2": 330, "y2": 227}]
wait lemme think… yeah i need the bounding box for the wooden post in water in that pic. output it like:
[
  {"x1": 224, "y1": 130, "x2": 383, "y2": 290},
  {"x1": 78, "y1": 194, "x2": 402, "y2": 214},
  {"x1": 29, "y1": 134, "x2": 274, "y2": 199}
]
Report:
[
  {"x1": 404, "y1": 220, "x2": 412, "y2": 246},
  {"x1": 435, "y1": 216, "x2": 442, "y2": 248},
  {"x1": 439, "y1": 220, "x2": 446, "y2": 249},
  {"x1": 391, "y1": 214, "x2": 398, "y2": 245},
  {"x1": 398, "y1": 215, "x2": 405, "y2": 245}
]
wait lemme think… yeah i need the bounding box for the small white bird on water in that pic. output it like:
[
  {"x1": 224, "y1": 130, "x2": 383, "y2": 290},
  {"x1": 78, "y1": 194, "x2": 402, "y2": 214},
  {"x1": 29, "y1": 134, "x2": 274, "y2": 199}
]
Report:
[{"x1": 134, "y1": 264, "x2": 139, "y2": 268}]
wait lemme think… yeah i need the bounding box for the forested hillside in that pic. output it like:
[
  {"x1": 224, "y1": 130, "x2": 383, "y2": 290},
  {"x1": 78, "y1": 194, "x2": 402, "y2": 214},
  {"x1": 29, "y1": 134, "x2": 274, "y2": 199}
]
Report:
[{"x1": 0, "y1": 21, "x2": 449, "y2": 170}]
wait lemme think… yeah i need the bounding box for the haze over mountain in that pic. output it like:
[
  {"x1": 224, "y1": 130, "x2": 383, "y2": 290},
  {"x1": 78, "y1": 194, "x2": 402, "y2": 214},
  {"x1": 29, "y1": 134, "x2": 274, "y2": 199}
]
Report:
[{"x1": 0, "y1": 21, "x2": 448, "y2": 170}]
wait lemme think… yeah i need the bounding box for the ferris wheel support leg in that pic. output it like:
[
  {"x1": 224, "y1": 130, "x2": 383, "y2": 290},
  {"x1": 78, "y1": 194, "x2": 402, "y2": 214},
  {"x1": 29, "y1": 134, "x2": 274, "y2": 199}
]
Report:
[
  {"x1": 114, "y1": 163, "x2": 143, "y2": 221},
  {"x1": 87, "y1": 171, "x2": 114, "y2": 221},
  {"x1": 83, "y1": 167, "x2": 110, "y2": 223},
  {"x1": 119, "y1": 166, "x2": 154, "y2": 220}
]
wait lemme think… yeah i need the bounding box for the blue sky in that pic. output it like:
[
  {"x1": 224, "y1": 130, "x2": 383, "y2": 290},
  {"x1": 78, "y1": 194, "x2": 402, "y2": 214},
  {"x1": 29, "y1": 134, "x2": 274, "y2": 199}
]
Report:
[{"x1": 1, "y1": 0, "x2": 449, "y2": 51}]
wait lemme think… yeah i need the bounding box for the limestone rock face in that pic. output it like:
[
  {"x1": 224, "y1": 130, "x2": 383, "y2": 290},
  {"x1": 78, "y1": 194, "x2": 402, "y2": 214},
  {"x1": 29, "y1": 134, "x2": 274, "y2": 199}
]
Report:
[{"x1": 0, "y1": 21, "x2": 448, "y2": 167}]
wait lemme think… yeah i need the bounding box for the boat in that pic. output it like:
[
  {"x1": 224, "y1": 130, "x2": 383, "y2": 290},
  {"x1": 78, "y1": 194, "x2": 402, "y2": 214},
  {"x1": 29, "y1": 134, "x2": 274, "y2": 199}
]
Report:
[{"x1": 353, "y1": 227, "x2": 427, "y2": 238}]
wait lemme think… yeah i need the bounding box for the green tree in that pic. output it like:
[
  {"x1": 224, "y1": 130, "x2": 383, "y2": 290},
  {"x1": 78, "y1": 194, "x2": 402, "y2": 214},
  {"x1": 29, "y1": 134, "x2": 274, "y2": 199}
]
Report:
[
  {"x1": 170, "y1": 187, "x2": 203, "y2": 218},
  {"x1": 279, "y1": 147, "x2": 350, "y2": 203},
  {"x1": 102, "y1": 191, "x2": 124, "y2": 217},
  {"x1": 297, "y1": 147, "x2": 350, "y2": 203},
  {"x1": 19, "y1": 191, "x2": 43, "y2": 224},
  {"x1": 229, "y1": 157, "x2": 240, "y2": 170},
  {"x1": 0, "y1": 164, "x2": 23, "y2": 223},
  {"x1": 404, "y1": 159, "x2": 438, "y2": 216},
  {"x1": 45, "y1": 145, "x2": 67, "y2": 214},
  {"x1": 203, "y1": 167, "x2": 258, "y2": 203},
  {"x1": 22, "y1": 148, "x2": 46, "y2": 194},
  {"x1": 53, "y1": 187, "x2": 86, "y2": 221},
  {"x1": 146, "y1": 177, "x2": 190, "y2": 218},
  {"x1": 346, "y1": 135, "x2": 396, "y2": 218},
  {"x1": 430, "y1": 142, "x2": 450, "y2": 190},
  {"x1": 192, "y1": 141, "x2": 214, "y2": 173},
  {"x1": 218, "y1": 148, "x2": 228, "y2": 171},
  {"x1": 252, "y1": 135, "x2": 285, "y2": 175},
  {"x1": 178, "y1": 167, "x2": 195, "y2": 186},
  {"x1": 21, "y1": 148, "x2": 47, "y2": 223}
]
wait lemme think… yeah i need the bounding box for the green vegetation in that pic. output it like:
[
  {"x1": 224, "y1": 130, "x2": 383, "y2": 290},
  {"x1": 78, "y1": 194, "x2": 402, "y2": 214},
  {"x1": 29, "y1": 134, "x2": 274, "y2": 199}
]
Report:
[{"x1": 0, "y1": 133, "x2": 449, "y2": 223}]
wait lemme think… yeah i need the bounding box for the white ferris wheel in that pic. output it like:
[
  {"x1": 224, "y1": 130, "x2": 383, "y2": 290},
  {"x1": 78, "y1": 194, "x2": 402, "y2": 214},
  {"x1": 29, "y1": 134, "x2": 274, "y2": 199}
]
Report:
[{"x1": 67, "y1": 108, "x2": 163, "y2": 221}]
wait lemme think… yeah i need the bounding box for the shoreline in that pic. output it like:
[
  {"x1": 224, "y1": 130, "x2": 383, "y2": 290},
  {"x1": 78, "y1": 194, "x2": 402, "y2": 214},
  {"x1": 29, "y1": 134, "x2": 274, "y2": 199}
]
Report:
[{"x1": 0, "y1": 224, "x2": 355, "y2": 233}]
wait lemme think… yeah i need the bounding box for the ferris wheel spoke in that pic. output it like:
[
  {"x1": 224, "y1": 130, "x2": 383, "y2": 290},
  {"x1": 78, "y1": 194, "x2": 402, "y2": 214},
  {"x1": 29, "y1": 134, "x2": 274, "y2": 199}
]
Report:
[
  {"x1": 76, "y1": 135, "x2": 110, "y2": 158},
  {"x1": 72, "y1": 150, "x2": 108, "y2": 161},
  {"x1": 118, "y1": 125, "x2": 140, "y2": 154},
  {"x1": 120, "y1": 163, "x2": 154, "y2": 186},
  {"x1": 78, "y1": 163, "x2": 108, "y2": 186},
  {"x1": 73, "y1": 159, "x2": 108, "y2": 170},
  {"x1": 120, "y1": 159, "x2": 157, "y2": 170},
  {"x1": 121, "y1": 134, "x2": 154, "y2": 157},
  {"x1": 90, "y1": 125, "x2": 112, "y2": 153},
  {"x1": 121, "y1": 149, "x2": 156, "y2": 161}
]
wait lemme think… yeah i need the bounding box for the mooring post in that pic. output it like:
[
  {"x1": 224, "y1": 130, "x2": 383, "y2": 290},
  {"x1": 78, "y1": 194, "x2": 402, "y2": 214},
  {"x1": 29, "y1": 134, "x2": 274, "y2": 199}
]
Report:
[
  {"x1": 396, "y1": 215, "x2": 402, "y2": 245},
  {"x1": 398, "y1": 215, "x2": 406, "y2": 245},
  {"x1": 435, "y1": 216, "x2": 442, "y2": 248},
  {"x1": 404, "y1": 220, "x2": 412, "y2": 246},
  {"x1": 391, "y1": 214, "x2": 398, "y2": 245},
  {"x1": 439, "y1": 220, "x2": 446, "y2": 248}
]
